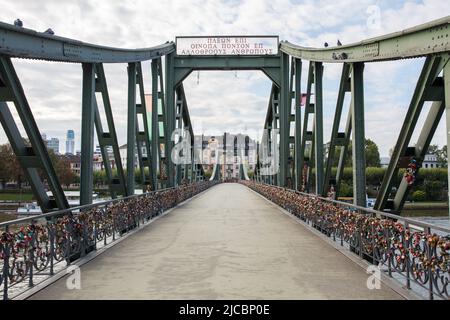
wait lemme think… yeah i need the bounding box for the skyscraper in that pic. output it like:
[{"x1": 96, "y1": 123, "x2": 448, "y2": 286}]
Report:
[
  {"x1": 66, "y1": 130, "x2": 75, "y2": 155},
  {"x1": 47, "y1": 137, "x2": 60, "y2": 154}
]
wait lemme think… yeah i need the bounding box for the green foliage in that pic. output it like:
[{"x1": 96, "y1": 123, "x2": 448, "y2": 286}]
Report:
[
  {"x1": 204, "y1": 170, "x2": 212, "y2": 179},
  {"x1": 365, "y1": 167, "x2": 385, "y2": 186},
  {"x1": 334, "y1": 138, "x2": 381, "y2": 167},
  {"x1": 339, "y1": 182, "x2": 353, "y2": 197},
  {"x1": 423, "y1": 180, "x2": 445, "y2": 201},
  {"x1": 412, "y1": 190, "x2": 427, "y2": 202}
]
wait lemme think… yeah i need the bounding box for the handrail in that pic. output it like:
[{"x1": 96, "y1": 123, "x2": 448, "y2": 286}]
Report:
[
  {"x1": 0, "y1": 21, "x2": 175, "y2": 63},
  {"x1": 280, "y1": 16, "x2": 450, "y2": 63},
  {"x1": 0, "y1": 187, "x2": 176, "y2": 228},
  {"x1": 267, "y1": 183, "x2": 450, "y2": 234}
]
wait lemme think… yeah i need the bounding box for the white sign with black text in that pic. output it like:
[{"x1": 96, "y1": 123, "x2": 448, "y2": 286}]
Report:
[{"x1": 176, "y1": 36, "x2": 279, "y2": 56}]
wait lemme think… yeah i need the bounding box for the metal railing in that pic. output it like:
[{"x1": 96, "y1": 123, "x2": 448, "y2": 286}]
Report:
[
  {"x1": 0, "y1": 181, "x2": 217, "y2": 300},
  {"x1": 242, "y1": 181, "x2": 450, "y2": 300}
]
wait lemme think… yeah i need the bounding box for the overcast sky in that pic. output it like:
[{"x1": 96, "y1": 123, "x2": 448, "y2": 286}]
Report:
[{"x1": 0, "y1": 0, "x2": 448, "y2": 156}]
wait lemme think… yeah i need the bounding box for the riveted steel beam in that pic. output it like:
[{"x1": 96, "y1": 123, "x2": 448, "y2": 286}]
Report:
[
  {"x1": 0, "y1": 22, "x2": 174, "y2": 63},
  {"x1": 165, "y1": 52, "x2": 176, "y2": 187},
  {"x1": 80, "y1": 63, "x2": 96, "y2": 205},
  {"x1": 322, "y1": 64, "x2": 351, "y2": 196},
  {"x1": 151, "y1": 59, "x2": 159, "y2": 190},
  {"x1": 444, "y1": 60, "x2": 450, "y2": 219},
  {"x1": 281, "y1": 17, "x2": 450, "y2": 63},
  {"x1": 135, "y1": 62, "x2": 153, "y2": 192},
  {"x1": 279, "y1": 52, "x2": 290, "y2": 187},
  {"x1": 313, "y1": 62, "x2": 324, "y2": 195},
  {"x1": 157, "y1": 58, "x2": 168, "y2": 188},
  {"x1": 126, "y1": 62, "x2": 137, "y2": 195},
  {"x1": 298, "y1": 62, "x2": 314, "y2": 192},
  {"x1": 294, "y1": 58, "x2": 302, "y2": 191},
  {"x1": 351, "y1": 62, "x2": 366, "y2": 207}
]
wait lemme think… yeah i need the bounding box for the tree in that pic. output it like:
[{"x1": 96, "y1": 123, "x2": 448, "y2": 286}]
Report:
[
  {"x1": 56, "y1": 159, "x2": 76, "y2": 188},
  {"x1": 0, "y1": 143, "x2": 24, "y2": 188},
  {"x1": 333, "y1": 138, "x2": 381, "y2": 167}
]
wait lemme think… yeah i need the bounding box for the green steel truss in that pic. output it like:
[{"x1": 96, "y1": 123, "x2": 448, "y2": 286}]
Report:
[
  {"x1": 0, "y1": 56, "x2": 69, "y2": 212},
  {"x1": 374, "y1": 55, "x2": 450, "y2": 213},
  {"x1": 93, "y1": 63, "x2": 127, "y2": 198},
  {"x1": 0, "y1": 17, "x2": 450, "y2": 215}
]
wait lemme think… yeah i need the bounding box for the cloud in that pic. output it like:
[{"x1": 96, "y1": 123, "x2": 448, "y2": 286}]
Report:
[{"x1": 0, "y1": 0, "x2": 447, "y2": 157}]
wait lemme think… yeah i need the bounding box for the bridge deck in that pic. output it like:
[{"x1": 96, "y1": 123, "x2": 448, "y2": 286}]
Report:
[{"x1": 30, "y1": 183, "x2": 401, "y2": 299}]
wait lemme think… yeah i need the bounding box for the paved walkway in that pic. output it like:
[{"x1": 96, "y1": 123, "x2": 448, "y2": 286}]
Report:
[{"x1": 30, "y1": 183, "x2": 401, "y2": 299}]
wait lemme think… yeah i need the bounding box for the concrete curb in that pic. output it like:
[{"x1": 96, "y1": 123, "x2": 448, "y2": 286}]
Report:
[
  {"x1": 14, "y1": 184, "x2": 217, "y2": 300},
  {"x1": 246, "y1": 186, "x2": 422, "y2": 301}
]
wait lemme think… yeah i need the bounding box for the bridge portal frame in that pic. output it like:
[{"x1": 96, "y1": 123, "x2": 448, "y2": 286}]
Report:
[{"x1": 165, "y1": 53, "x2": 291, "y2": 187}]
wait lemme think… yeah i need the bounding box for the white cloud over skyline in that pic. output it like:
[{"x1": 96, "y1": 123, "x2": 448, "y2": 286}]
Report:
[{"x1": 0, "y1": 0, "x2": 448, "y2": 156}]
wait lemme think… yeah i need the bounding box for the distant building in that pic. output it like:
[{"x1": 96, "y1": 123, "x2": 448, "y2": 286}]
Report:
[
  {"x1": 66, "y1": 130, "x2": 75, "y2": 155},
  {"x1": 59, "y1": 154, "x2": 81, "y2": 175},
  {"x1": 47, "y1": 137, "x2": 60, "y2": 154},
  {"x1": 41, "y1": 132, "x2": 59, "y2": 154},
  {"x1": 119, "y1": 143, "x2": 147, "y2": 169},
  {"x1": 423, "y1": 154, "x2": 440, "y2": 169},
  {"x1": 195, "y1": 133, "x2": 256, "y2": 179}
]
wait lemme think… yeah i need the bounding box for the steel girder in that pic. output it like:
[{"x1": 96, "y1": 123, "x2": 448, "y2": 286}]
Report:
[
  {"x1": 374, "y1": 55, "x2": 450, "y2": 213},
  {"x1": 126, "y1": 62, "x2": 137, "y2": 195},
  {"x1": 293, "y1": 58, "x2": 302, "y2": 191},
  {"x1": 445, "y1": 60, "x2": 450, "y2": 219},
  {"x1": 260, "y1": 84, "x2": 278, "y2": 185},
  {"x1": 0, "y1": 22, "x2": 175, "y2": 63},
  {"x1": 80, "y1": 63, "x2": 96, "y2": 205},
  {"x1": 93, "y1": 63, "x2": 127, "y2": 198},
  {"x1": 0, "y1": 56, "x2": 69, "y2": 211},
  {"x1": 350, "y1": 62, "x2": 367, "y2": 207},
  {"x1": 175, "y1": 84, "x2": 197, "y2": 184},
  {"x1": 313, "y1": 62, "x2": 324, "y2": 195},
  {"x1": 135, "y1": 62, "x2": 153, "y2": 192},
  {"x1": 150, "y1": 59, "x2": 160, "y2": 190},
  {"x1": 280, "y1": 17, "x2": 450, "y2": 63},
  {"x1": 278, "y1": 52, "x2": 291, "y2": 187},
  {"x1": 156, "y1": 58, "x2": 168, "y2": 188},
  {"x1": 322, "y1": 63, "x2": 351, "y2": 197},
  {"x1": 297, "y1": 62, "x2": 313, "y2": 191},
  {"x1": 165, "y1": 52, "x2": 176, "y2": 187}
]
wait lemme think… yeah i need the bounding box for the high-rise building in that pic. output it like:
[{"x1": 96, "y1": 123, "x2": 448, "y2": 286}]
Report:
[
  {"x1": 41, "y1": 132, "x2": 59, "y2": 154},
  {"x1": 47, "y1": 138, "x2": 60, "y2": 154},
  {"x1": 66, "y1": 130, "x2": 75, "y2": 155}
]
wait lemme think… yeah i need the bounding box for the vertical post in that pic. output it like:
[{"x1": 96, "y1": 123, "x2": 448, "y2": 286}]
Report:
[
  {"x1": 294, "y1": 58, "x2": 302, "y2": 190},
  {"x1": 165, "y1": 53, "x2": 175, "y2": 187},
  {"x1": 127, "y1": 63, "x2": 137, "y2": 195},
  {"x1": 80, "y1": 63, "x2": 95, "y2": 205},
  {"x1": 314, "y1": 62, "x2": 324, "y2": 194},
  {"x1": 279, "y1": 52, "x2": 290, "y2": 187},
  {"x1": 151, "y1": 60, "x2": 159, "y2": 190},
  {"x1": 351, "y1": 62, "x2": 366, "y2": 207},
  {"x1": 444, "y1": 62, "x2": 450, "y2": 220}
]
